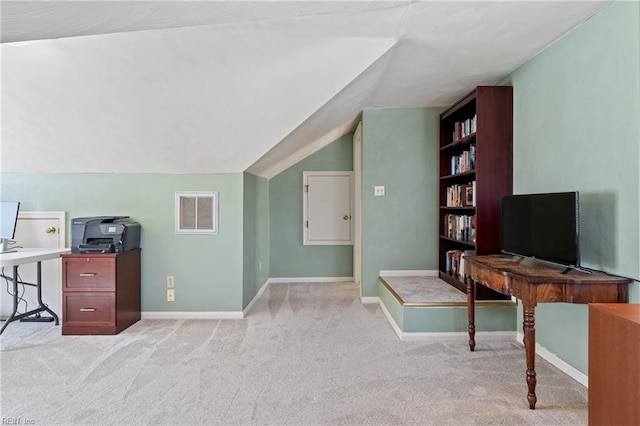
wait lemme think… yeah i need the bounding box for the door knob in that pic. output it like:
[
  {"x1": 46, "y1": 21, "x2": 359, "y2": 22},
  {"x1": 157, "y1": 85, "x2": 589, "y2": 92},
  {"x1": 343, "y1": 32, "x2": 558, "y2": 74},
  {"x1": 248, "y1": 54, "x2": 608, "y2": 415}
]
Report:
[
  {"x1": 46, "y1": 226, "x2": 57, "y2": 234},
  {"x1": 343, "y1": 215, "x2": 349, "y2": 220}
]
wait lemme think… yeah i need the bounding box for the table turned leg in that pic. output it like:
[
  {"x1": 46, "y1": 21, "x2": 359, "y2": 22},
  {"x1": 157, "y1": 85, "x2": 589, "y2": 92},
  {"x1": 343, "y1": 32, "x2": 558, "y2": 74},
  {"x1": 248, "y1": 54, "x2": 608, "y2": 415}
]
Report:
[
  {"x1": 523, "y1": 304, "x2": 537, "y2": 409},
  {"x1": 466, "y1": 275, "x2": 476, "y2": 351}
]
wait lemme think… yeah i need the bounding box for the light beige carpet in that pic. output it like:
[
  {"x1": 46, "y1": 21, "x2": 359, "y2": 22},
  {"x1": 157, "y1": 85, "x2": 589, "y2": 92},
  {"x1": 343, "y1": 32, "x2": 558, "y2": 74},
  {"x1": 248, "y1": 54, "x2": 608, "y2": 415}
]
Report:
[
  {"x1": 0, "y1": 282, "x2": 587, "y2": 425},
  {"x1": 380, "y1": 276, "x2": 468, "y2": 303}
]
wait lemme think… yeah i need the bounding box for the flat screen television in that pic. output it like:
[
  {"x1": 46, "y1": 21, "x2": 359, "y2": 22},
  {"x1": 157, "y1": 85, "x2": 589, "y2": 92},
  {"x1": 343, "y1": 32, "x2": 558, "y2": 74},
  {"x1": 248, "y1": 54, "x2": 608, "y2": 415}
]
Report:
[
  {"x1": 501, "y1": 192, "x2": 579, "y2": 267},
  {"x1": 0, "y1": 201, "x2": 20, "y2": 253}
]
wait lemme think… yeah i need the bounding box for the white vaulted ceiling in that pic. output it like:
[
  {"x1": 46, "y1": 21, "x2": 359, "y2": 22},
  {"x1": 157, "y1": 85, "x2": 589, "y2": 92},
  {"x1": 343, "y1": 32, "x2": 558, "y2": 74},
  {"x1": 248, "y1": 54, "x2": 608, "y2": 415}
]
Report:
[{"x1": 1, "y1": 1, "x2": 609, "y2": 178}]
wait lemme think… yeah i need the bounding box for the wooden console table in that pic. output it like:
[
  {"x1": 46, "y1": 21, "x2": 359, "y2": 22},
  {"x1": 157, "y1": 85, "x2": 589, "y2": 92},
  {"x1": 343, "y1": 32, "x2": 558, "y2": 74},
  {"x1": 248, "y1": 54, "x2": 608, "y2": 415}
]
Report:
[{"x1": 464, "y1": 254, "x2": 630, "y2": 409}]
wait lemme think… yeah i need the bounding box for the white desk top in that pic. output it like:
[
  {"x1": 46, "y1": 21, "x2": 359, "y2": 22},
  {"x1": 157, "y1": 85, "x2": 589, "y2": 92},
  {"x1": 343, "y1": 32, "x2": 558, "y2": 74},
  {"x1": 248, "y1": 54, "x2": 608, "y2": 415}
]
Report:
[{"x1": 0, "y1": 248, "x2": 70, "y2": 267}]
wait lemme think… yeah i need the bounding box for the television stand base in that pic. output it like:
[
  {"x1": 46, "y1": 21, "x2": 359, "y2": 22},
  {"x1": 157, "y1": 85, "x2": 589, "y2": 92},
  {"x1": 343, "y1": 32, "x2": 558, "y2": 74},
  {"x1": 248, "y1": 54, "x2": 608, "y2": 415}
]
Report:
[{"x1": 561, "y1": 266, "x2": 593, "y2": 275}]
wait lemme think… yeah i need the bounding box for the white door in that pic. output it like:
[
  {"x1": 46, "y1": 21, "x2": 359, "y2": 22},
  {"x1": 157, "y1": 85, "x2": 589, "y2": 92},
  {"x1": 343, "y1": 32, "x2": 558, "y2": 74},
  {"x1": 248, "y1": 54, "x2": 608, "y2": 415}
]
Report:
[
  {"x1": 303, "y1": 171, "x2": 353, "y2": 245},
  {"x1": 0, "y1": 212, "x2": 66, "y2": 319}
]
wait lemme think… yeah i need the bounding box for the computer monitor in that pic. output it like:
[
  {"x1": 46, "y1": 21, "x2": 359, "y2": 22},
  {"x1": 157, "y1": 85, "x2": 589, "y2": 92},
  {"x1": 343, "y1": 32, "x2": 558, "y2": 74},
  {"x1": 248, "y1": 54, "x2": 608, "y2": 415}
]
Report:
[{"x1": 0, "y1": 201, "x2": 20, "y2": 253}]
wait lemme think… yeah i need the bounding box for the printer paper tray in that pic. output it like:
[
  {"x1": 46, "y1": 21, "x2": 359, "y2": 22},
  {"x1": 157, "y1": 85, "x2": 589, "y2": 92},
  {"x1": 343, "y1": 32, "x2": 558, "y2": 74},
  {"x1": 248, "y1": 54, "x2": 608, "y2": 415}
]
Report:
[{"x1": 78, "y1": 244, "x2": 116, "y2": 254}]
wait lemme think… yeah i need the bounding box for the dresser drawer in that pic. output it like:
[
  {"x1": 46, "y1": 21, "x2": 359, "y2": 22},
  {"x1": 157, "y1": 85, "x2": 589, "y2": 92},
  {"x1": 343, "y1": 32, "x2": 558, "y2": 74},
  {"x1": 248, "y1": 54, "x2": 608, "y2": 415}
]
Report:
[
  {"x1": 63, "y1": 293, "x2": 115, "y2": 325},
  {"x1": 63, "y1": 257, "x2": 115, "y2": 290}
]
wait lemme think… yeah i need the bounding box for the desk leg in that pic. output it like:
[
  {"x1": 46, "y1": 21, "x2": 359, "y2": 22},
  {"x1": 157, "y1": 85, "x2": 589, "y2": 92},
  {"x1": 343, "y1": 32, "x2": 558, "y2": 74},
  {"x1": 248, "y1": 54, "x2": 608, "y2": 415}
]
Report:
[
  {"x1": 0, "y1": 266, "x2": 20, "y2": 335},
  {"x1": 523, "y1": 303, "x2": 537, "y2": 409},
  {"x1": 36, "y1": 261, "x2": 59, "y2": 325},
  {"x1": 466, "y1": 275, "x2": 476, "y2": 351},
  {"x1": 0, "y1": 262, "x2": 60, "y2": 335}
]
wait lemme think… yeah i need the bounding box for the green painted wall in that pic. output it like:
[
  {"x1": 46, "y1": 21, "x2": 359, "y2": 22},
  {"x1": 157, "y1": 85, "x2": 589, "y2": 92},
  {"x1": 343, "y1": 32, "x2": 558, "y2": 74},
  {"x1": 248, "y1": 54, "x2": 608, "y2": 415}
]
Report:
[
  {"x1": 242, "y1": 172, "x2": 270, "y2": 308},
  {"x1": 505, "y1": 1, "x2": 640, "y2": 374},
  {"x1": 361, "y1": 108, "x2": 441, "y2": 297},
  {"x1": 1, "y1": 173, "x2": 245, "y2": 312},
  {"x1": 403, "y1": 305, "x2": 515, "y2": 333},
  {"x1": 269, "y1": 134, "x2": 354, "y2": 278}
]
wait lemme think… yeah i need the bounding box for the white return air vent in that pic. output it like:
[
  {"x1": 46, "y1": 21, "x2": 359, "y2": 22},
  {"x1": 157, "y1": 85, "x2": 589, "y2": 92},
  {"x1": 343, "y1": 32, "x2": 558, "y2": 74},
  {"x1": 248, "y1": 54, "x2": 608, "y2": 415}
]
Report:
[{"x1": 175, "y1": 191, "x2": 218, "y2": 235}]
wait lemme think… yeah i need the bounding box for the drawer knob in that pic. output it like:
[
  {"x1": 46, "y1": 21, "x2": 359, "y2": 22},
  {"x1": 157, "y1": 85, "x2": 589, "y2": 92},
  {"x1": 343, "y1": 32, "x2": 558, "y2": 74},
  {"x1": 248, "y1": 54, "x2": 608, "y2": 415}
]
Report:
[
  {"x1": 79, "y1": 273, "x2": 96, "y2": 277},
  {"x1": 79, "y1": 308, "x2": 96, "y2": 312}
]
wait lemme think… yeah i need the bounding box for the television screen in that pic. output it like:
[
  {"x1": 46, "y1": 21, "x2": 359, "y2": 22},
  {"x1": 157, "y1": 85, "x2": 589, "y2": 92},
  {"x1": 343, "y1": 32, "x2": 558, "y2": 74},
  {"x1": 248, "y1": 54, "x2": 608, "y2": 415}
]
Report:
[{"x1": 501, "y1": 192, "x2": 579, "y2": 266}]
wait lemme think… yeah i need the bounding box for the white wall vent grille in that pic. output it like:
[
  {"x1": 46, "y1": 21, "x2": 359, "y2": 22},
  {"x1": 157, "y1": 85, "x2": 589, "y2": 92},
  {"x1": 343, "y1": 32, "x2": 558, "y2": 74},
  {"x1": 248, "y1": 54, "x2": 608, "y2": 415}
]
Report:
[{"x1": 175, "y1": 191, "x2": 218, "y2": 235}]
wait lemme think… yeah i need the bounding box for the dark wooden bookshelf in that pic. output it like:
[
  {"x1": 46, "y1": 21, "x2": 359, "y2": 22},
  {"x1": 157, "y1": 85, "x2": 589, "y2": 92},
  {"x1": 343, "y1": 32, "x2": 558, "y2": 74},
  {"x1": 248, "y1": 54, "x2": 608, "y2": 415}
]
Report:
[
  {"x1": 438, "y1": 86, "x2": 513, "y2": 300},
  {"x1": 439, "y1": 235, "x2": 476, "y2": 247},
  {"x1": 440, "y1": 132, "x2": 476, "y2": 151},
  {"x1": 440, "y1": 206, "x2": 476, "y2": 212},
  {"x1": 440, "y1": 170, "x2": 476, "y2": 181}
]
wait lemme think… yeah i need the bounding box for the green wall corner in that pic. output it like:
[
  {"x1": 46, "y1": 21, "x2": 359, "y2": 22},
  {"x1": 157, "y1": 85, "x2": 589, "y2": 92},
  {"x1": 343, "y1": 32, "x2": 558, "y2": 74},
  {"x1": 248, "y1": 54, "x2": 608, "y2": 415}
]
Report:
[
  {"x1": 269, "y1": 133, "x2": 354, "y2": 278},
  {"x1": 361, "y1": 107, "x2": 441, "y2": 298}
]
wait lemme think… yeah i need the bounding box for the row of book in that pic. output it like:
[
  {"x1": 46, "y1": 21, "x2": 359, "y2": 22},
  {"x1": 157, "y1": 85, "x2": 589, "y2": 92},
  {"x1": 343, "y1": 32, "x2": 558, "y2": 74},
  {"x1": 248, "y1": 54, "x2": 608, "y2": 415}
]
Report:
[
  {"x1": 445, "y1": 181, "x2": 476, "y2": 207},
  {"x1": 453, "y1": 114, "x2": 477, "y2": 141},
  {"x1": 443, "y1": 214, "x2": 475, "y2": 243},
  {"x1": 444, "y1": 249, "x2": 475, "y2": 277},
  {"x1": 449, "y1": 144, "x2": 476, "y2": 175}
]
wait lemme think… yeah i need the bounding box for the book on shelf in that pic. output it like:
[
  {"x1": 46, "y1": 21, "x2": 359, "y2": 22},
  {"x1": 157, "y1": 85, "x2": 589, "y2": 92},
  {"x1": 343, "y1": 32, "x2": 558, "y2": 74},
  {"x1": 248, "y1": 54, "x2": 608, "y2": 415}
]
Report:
[
  {"x1": 445, "y1": 182, "x2": 476, "y2": 207},
  {"x1": 444, "y1": 249, "x2": 476, "y2": 277},
  {"x1": 443, "y1": 213, "x2": 475, "y2": 242},
  {"x1": 452, "y1": 114, "x2": 477, "y2": 142},
  {"x1": 449, "y1": 144, "x2": 476, "y2": 175},
  {"x1": 446, "y1": 184, "x2": 460, "y2": 207},
  {"x1": 470, "y1": 144, "x2": 476, "y2": 168},
  {"x1": 471, "y1": 180, "x2": 476, "y2": 207}
]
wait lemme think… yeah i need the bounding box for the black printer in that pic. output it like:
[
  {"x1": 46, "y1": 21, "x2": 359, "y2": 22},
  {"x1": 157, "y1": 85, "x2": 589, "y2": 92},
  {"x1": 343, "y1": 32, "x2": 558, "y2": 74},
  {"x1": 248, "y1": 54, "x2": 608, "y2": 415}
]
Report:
[{"x1": 71, "y1": 216, "x2": 141, "y2": 254}]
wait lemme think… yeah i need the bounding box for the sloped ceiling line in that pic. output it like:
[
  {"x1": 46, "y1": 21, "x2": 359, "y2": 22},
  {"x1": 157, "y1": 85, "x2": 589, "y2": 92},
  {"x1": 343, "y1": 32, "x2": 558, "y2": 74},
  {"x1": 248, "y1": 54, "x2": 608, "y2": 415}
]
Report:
[
  {"x1": 0, "y1": 1, "x2": 414, "y2": 44},
  {"x1": 247, "y1": 41, "x2": 401, "y2": 179},
  {"x1": 0, "y1": 1, "x2": 610, "y2": 175}
]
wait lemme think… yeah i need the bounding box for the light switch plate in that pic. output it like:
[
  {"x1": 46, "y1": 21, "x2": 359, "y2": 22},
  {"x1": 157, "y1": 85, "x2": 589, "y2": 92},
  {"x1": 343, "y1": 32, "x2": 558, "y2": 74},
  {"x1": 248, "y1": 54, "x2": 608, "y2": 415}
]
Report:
[{"x1": 374, "y1": 186, "x2": 385, "y2": 196}]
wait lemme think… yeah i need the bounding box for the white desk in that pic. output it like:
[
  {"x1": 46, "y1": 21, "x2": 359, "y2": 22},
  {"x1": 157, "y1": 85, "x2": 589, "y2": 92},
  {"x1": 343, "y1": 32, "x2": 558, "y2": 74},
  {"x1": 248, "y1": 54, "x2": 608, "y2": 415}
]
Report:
[{"x1": 0, "y1": 248, "x2": 70, "y2": 334}]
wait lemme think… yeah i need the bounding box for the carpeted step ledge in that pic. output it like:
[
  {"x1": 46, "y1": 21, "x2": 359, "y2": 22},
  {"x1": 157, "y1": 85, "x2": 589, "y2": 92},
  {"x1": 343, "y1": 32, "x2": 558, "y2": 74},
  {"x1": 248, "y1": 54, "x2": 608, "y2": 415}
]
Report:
[{"x1": 378, "y1": 272, "x2": 517, "y2": 341}]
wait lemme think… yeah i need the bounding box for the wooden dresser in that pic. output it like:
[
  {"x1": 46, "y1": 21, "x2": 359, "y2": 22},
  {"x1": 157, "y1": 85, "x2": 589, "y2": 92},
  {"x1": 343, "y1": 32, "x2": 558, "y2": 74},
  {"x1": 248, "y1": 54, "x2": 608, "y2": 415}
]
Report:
[
  {"x1": 62, "y1": 249, "x2": 141, "y2": 335},
  {"x1": 588, "y1": 303, "x2": 640, "y2": 425}
]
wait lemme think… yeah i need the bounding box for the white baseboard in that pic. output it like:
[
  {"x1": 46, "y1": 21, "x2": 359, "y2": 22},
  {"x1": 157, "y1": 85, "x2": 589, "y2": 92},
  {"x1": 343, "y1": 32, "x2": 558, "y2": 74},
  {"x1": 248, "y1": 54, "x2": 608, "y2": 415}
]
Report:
[
  {"x1": 400, "y1": 331, "x2": 516, "y2": 342},
  {"x1": 379, "y1": 270, "x2": 439, "y2": 277},
  {"x1": 378, "y1": 298, "x2": 403, "y2": 338},
  {"x1": 360, "y1": 296, "x2": 381, "y2": 304},
  {"x1": 516, "y1": 332, "x2": 588, "y2": 387},
  {"x1": 141, "y1": 311, "x2": 243, "y2": 320},
  {"x1": 268, "y1": 277, "x2": 353, "y2": 283}
]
